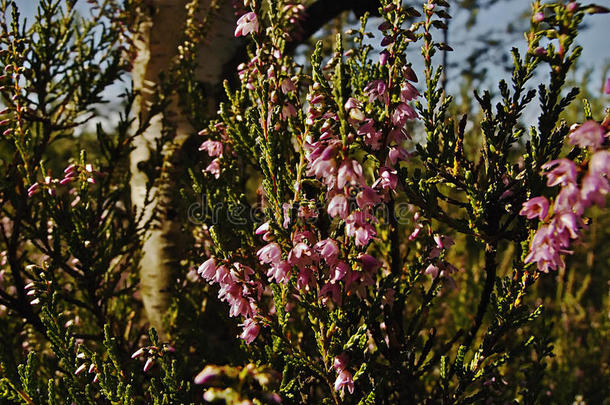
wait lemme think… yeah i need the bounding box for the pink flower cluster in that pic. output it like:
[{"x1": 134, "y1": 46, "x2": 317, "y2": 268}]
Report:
[
  {"x1": 27, "y1": 163, "x2": 102, "y2": 206},
  {"x1": 304, "y1": 69, "x2": 418, "y2": 249},
  {"x1": 520, "y1": 121, "x2": 609, "y2": 272},
  {"x1": 196, "y1": 3, "x2": 423, "y2": 358},
  {"x1": 198, "y1": 257, "x2": 262, "y2": 343},
  {"x1": 255, "y1": 220, "x2": 382, "y2": 306}
]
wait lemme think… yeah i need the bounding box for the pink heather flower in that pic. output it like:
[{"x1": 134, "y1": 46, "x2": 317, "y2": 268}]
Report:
[
  {"x1": 239, "y1": 318, "x2": 260, "y2": 344},
  {"x1": 280, "y1": 78, "x2": 296, "y2": 93},
  {"x1": 331, "y1": 261, "x2": 349, "y2": 282},
  {"x1": 199, "y1": 140, "x2": 223, "y2": 157},
  {"x1": 143, "y1": 358, "x2": 154, "y2": 372},
  {"x1": 409, "y1": 222, "x2": 423, "y2": 240},
  {"x1": 337, "y1": 159, "x2": 364, "y2": 189},
  {"x1": 255, "y1": 221, "x2": 273, "y2": 241},
  {"x1": 298, "y1": 204, "x2": 318, "y2": 220},
  {"x1": 391, "y1": 103, "x2": 417, "y2": 127},
  {"x1": 328, "y1": 194, "x2": 349, "y2": 218},
  {"x1": 357, "y1": 119, "x2": 382, "y2": 150},
  {"x1": 581, "y1": 173, "x2": 609, "y2": 207},
  {"x1": 27, "y1": 183, "x2": 39, "y2": 197},
  {"x1": 296, "y1": 267, "x2": 314, "y2": 290},
  {"x1": 520, "y1": 196, "x2": 550, "y2": 220},
  {"x1": 542, "y1": 158, "x2": 577, "y2": 187},
  {"x1": 379, "y1": 50, "x2": 389, "y2": 66},
  {"x1": 131, "y1": 348, "x2": 146, "y2": 359},
  {"x1": 281, "y1": 103, "x2": 297, "y2": 120},
  {"x1": 213, "y1": 265, "x2": 230, "y2": 284},
  {"x1": 552, "y1": 211, "x2": 581, "y2": 239},
  {"x1": 346, "y1": 211, "x2": 377, "y2": 247},
  {"x1": 387, "y1": 147, "x2": 410, "y2": 165},
  {"x1": 364, "y1": 80, "x2": 388, "y2": 104},
  {"x1": 533, "y1": 12, "x2": 545, "y2": 22},
  {"x1": 228, "y1": 296, "x2": 254, "y2": 318},
  {"x1": 257, "y1": 243, "x2": 282, "y2": 265},
  {"x1": 235, "y1": 12, "x2": 259, "y2": 37},
  {"x1": 605, "y1": 77, "x2": 610, "y2": 95},
  {"x1": 194, "y1": 365, "x2": 220, "y2": 385},
  {"x1": 400, "y1": 82, "x2": 420, "y2": 102},
  {"x1": 205, "y1": 159, "x2": 221, "y2": 178},
  {"x1": 589, "y1": 150, "x2": 610, "y2": 176},
  {"x1": 356, "y1": 186, "x2": 382, "y2": 209},
  {"x1": 288, "y1": 242, "x2": 316, "y2": 269},
  {"x1": 568, "y1": 121, "x2": 605, "y2": 150},
  {"x1": 554, "y1": 183, "x2": 584, "y2": 215},
  {"x1": 314, "y1": 239, "x2": 339, "y2": 265},
  {"x1": 267, "y1": 261, "x2": 291, "y2": 284},
  {"x1": 307, "y1": 144, "x2": 339, "y2": 182},
  {"x1": 345, "y1": 98, "x2": 365, "y2": 121},
  {"x1": 75, "y1": 363, "x2": 87, "y2": 375},
  {"x1": 198, "y1": 257, "x2": 217, "y2": 281},
  {"x1": 359, "y1": 254, "x2": 381, "y2": 273},
  {"x1": 534, "y1": 46, "x2": 547, "y2": 56},
  {"x1": 282, "y1": 203, "x2": 292, "y2": 228},
  {"x1": 425, "y1": 263, "x2": 439, "y2": 278},
  {"x1": 334, "y1": 369, "x2": 355, "y2": 394},
  {"x1": 524, "y1": 225, "x2": 565, "y2": 272},
  {"x1": 403, "y1": 65, "x2": 418, "y2": 83},
  {"x1": 375, "y1": 166, "x2": 398, "y2": 190},
  {"x1": 320, "y1": 282, "x2": 342, "y2": 305}
]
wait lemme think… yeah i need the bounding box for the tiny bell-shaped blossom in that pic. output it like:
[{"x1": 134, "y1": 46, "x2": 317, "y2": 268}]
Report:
[
  {"x1": 199, "y1": 140, "x2": 223, "y2": 157},
  {"x1": 205, "y1": 159, "x2": 221, "y2": 178},
  {"x1": 240, "y1": 318, "x2": 260, "y2": 344},
  {"x1": 75, "y1": 363, "x2": 87, "y2": 375},
  {"x1": 27, "y1": 183, "x2": 40, "y2": 197},
  {"x1": 589, "y1": 150, "x2": 610, "y2": 176},
  {"x1": 267, "y1": 261, "x2": 291, "y2": 284},
  {"x1": 400, "y1": 82, "x2": 420, "y2": 102},
  {"x1": 235, "y1": 12, "x2": 259, "y2": 37},
  {"x1": 359, "y1": 253, "x2": 382, "y2": 273},
  {"x1": 568, "y1": 121, "x2": 605, "y2": 150},
  {"x1": 194, "y1": 365, "x2": 221, "y2": 385},
  {"x1": 255, "y1": 221, "x2": 273, "y2": 241},
  {"x1": 337, "y1": 160, "x2": 364, "y2": 189},
  {"x1": 315, "y1": 238, "x2": 340, "y2": 265},
  {"x1": 391, "y1": 103, "x2": 417, "y2": 127},
  {"x1": 328, "y1": 194, "x2": 349, "y2": 219},
  {"x1": 403, "y1": 64, "x2": 418, "y2": 82},
  {"x1": 257, "y1": 242, "x2": 282, "y2": 265},
  {"x1": 131, "y1": 347, "x2": 146, "y2": 359},
  {"x1": 143, "y1": 358, "x2": 154, "y2": 372},
  {"x1": 542, "y1": 158, "x2": 577, "y2": 187},
  {"x1": 425, "y1": 264, "x2": 439, "y2": 278},
  {"x1": 345, "y1": 98, "x2": 365, "y2": 122},
  {"x1": 198, "y1": 257, "x2": 217, "y2": 281},
  {"x1": 364, "y1": 80, "x2": 388, "y2": 104},
  {"x1": 520, "y1": 196, "x2": 550, "y2": 220},
  {"x1": 379, "y1": 50, "x2": 389, "y2": 66}
]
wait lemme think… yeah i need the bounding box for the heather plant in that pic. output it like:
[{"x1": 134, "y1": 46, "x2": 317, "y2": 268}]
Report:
[{"x1": 0, "y1": 0, "x2": 609, "y2": 404}]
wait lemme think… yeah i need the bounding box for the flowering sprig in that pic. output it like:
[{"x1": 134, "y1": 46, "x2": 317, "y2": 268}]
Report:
[{"x1": 521, "y1": 120, "x2": 609, "y2": 272}]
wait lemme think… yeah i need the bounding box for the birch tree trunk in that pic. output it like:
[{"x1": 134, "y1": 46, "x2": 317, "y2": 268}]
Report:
[{"x1": 130, "y1": 0, "x2": 239, "y2": 336}]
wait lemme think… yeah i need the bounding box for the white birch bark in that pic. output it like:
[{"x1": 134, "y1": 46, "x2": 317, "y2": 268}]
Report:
[{"x1": 130, "y1": 0, "x2": 239, "y2": 335}]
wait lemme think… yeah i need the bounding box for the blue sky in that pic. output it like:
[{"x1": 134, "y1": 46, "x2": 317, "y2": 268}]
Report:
[{"x1": 14, "y1": 0, "x2": 610, "y2": 130}]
